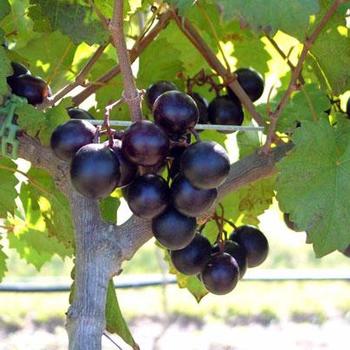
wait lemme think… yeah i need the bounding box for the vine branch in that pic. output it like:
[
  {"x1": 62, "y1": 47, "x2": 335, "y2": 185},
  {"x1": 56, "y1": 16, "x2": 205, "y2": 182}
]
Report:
[
  {"x1": 262, "y1": 0, "x2": 344, "y2": 153},
  {"x1": 72, "y1": 11, "x2": 172, "y2": 106},
  {"x1": 49, "y1": 44, "x2": 107, "y2": 106},
  {"x1": 109, "y1": 0, "x2": 142, "y2": 122},
  {"x1": 172, "y1": 11, "x2": 265, "y2": 127}
]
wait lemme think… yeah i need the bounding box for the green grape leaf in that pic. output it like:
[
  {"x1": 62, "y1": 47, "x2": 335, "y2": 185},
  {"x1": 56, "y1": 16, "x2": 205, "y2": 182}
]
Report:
[
  {"x1": 276, "y1": 119, "x2": 350, "y2": 256},
  {"x1": 157, "y1": 22, "x2": 211, "y2": 76},
  {"x1": 0, "y1": 0, "x2": 35, "y2": 48},
  {"x1": 231, "y1": 27, "x2": 271, "y2": 75},
  {"x1": 39, "y1": 98, "x2": 71, "y2": 146},
  {"x1": 0, "y1": 158, "x2": 18, "y2": 217},
  {"x1": 137, "y1": 37, "x2": 184, "y2": 89},
  {"x1": 166, "y1": 0, "x2": 196, "y2": 13},
  {"x1": 310, "y1": 20, "x2": 350, "y2": 95},
  {"x1": 218, "y1": 0, "x2": 320, "y2": 39},
  {"x1": 258, "y1": 84, "x2": 331, "y2": 133},
  {"x1": 20, "y1": 167, "x2": 75, "y2": 249},
  {"x1": 106, "y1": 280, "x2": 139, "y2": 350},
  {"x1": 163, "y1": 249, "x2": 208, "y2": 302},
  {"x1": 0, "y1": 46, "x2": 11, "y2": 95},
  {"x1": 237, "y1": 176, "x2": 276, "y2": 226},
  {"x1": 7, "y1": 213, "x2": 72, "y2": 271},
  {"x1": 16, "y1": 31, "x2": 77, "y2": 91},
  {"x1": 28, "y1": 0, "x2": 108, "y2": 45},
  {"x1": 16, "y1": 103, "x2": 46, "y2": 138},
  {"x1": 99, "y1": 195, "x2": 120, "y2": 224},
  {"x1": 0, "y1": 243, "x2": 8, "y2": 282},
  {"x1": 0, "y1": 1, "x2": 10, "y2": 21}
]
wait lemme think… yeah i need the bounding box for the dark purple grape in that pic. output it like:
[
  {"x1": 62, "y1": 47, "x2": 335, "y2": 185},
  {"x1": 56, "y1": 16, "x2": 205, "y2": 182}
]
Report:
[
  {"x1": 230, "y1": 68, "x2": 264, "y2": 102},
  {"x1": 283, "y1": 213, "x2": 303, "y2": 232},
  {"x1": 109, "y1": 140, "x2": 138, "y2": 187},
  {"x1": 208, "y1": 95, "x2": 244, "y2": 132},
  {"x1": 190, "y1": 92, "x2": 209, "y2": 124},
  {"x1": 8, "y1": 74, "x2": 50, "y2": 105},
  {"x1": 11, "y1": 62, "x2": 30, "y2": 77},
  {"x1": 126, "y1": 174, "x2": 170, "y2": 219},
  {"x1": 180, "y1": 141, "x2": 230, "y2": 189},
  {"x1": 152, "y1": 206, "x2": 197, "y2": 250},
  {"x1": 70, "y1": 143, "x2": 120, "y2": 199},
  {"x1": 122, "y1": 120, "x2": 169, "y2": 167},
  {"x1": 67, "y1": 107, "x2": 95, "y2": 120},
  {"x1": 170, "y1": 234, "x2": 212, "y2": 275},
  {"x1": 153, "y1": 91, "x2": 199, "y2": 136},
  {"x1": 230, "y1": 225, "x2": 269, "y2": 268},
  {"x1": 50, "y1": 120, "x2": 96, "y2": 161},
  {"x1": 212, "y1": 240, "x2": 247, "y2": 278},
  {"x1": 346, "y1": 98, "x2": 350, "y2": 117},
  {"x1": 201, "y1": 253, "x2": 239, "y2": 295},
  {"x1": 145, "y1": 80, "x2": 178, "y2": 109},
  {"x1": 171, "y1": 175, "x2": 217, "y2": 217}
]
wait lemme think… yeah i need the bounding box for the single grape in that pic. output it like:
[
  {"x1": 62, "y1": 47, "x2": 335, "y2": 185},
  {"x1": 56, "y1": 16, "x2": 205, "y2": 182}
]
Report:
[
  {"x1": 171, "y1": 175, "x2": 217, "y2": 217},
  {"x1": 50, "y1": 120, "x2": 96, "y2": 161},
  {"x1": 153, "y1": 91, "x2": 199, "y2": 136},
  {"x1": 70, "y1": 143, "x2": 120, "y2": 199},
  {"x1": 8, "y1": 74, "x2": 50, "y2": 105},
  {"x1": 145, "y1": 80, "x2": 178, "y2": 109},
  {"x1": 212, "y1": 240, "x2": 247, "y2": 278},
  {"x1": 201, "y1": 252, "x2": 240, "y2": 295},
  {"x1": 230, "y1": 68, "x2": 264, "y2": 102},
  {"x1": 67, "y1": 107, "x2": 95, "y2": 120},
  {"x1": 230, "y1": 225, "x2": 269, "y2": 268},
  {"x1": 10, "y1": 62, "x2": 30, "y2": 77},
  {"x1": 180, "y1": 141, "x2": 230, "y2": 189},
  {"x1": 109, "y1": 140, "x2": 138, "y2": 187},
  {"x1": 152, "y1": 206, "x2": 197, "y2": 250},
  {"x1": 190, "y1": 92, "x2": 209, "y2": 124},
  {"x1": 122, "y1": 120, "x2": 169, "y2": 167},
  {"x1": 170, "y1": 234, "x2": 212, "y2": 275},
  {"x1": 208, "y1": 95, "x2": 244, "y2": 132},
  {"x1": 126, "y1": 174, "x2": 170, "y2": 219}
]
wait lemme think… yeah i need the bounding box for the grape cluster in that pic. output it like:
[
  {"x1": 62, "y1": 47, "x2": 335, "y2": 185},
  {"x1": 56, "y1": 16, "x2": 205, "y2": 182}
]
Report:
[
  {"x1": 50, "y1": 71, "x2": 268, "y2": 296},
  {"x1": 172, "y1": 225, "x2": 269, "y2": 295},
  {"x1": 7, "y1": 62, "x2": 51, "y2": 105}
]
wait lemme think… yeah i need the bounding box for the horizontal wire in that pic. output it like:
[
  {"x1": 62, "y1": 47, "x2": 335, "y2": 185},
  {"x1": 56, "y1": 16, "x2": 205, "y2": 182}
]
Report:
[{"x1": 76, "y1": 119, "x2": 265, "y2": 132}]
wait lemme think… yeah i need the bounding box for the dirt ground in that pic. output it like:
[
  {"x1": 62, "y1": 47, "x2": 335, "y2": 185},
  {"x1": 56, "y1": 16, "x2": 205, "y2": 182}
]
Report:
[{"x1": 1, "y1": 315, "x2": 349, "y2": 350}]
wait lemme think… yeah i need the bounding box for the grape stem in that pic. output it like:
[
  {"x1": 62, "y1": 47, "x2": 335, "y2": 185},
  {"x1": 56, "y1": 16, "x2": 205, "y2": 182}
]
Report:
[
  {"x1": 109, "y1": 0, "x2": 143, "y2": 122},
  {"x1": 72, "y1": 10, "x2": 172, "y2": 106},
  {"x1": 171, "y1": 11, "x2": 265, "y2": 127},
  {"x1": 190, "y1": 129, "x2": 201, "y2": 142},
  {"x1": 265, "y1": 35, "x2": 305, "y2": 85},
  {"x1": 261, "y1": 0, "x2": 344, "y2": 154},
  {"x1": 48, "y1": 44, "x2": 108, "y2": 106}
]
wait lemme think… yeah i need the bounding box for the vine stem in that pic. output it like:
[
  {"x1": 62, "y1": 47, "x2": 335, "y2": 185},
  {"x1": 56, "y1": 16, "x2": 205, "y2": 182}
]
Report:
[
  {"x1": 49, "y1": 44, "x2": 107, "y2": 106},
  {"x1": 261, "y1": 0, "x2": 344, "y2": 154},
  {"x1": 72, "y1": 10, "x2": 172, "y2": 106},
  {"x1": 109, "y1": 0, "x2": 142, "y2": 122},
  {"x1": 265, "y1": 35, "x2": 305, "y2": 85},
  {"x1": 172, "y1": 11, "x2": 265, "y2": 127}
]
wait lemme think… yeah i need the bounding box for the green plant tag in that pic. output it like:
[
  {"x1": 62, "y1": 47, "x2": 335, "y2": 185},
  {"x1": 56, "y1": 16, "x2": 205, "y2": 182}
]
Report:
[{"x1": 0, "y1": 97, "x2": 23, "y2": 159}]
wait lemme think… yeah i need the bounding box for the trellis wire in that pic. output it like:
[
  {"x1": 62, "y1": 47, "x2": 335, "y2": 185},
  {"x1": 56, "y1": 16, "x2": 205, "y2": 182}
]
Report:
[
  {"x1": 77, "y1": 119, "x2": 265, "y2": 132},
  {"x1": 2, "y1": 270, "x2": 350, "y2": 293}
]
